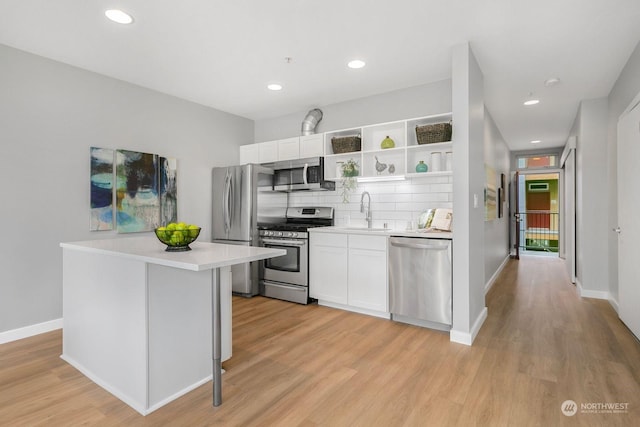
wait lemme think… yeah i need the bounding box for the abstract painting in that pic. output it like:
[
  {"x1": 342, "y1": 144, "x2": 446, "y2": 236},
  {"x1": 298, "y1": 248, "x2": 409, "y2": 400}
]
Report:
[
  {"x1": 115, "y1": 149, "x2": 160, "y2": 233},
  {"x1": 485, "y1": 164, "x2": 497, "y2": 221},
  {"x1": 159, "y1": 157, "x2": 178, "y2": 225},
  {"x1": 90, "y1": 147, "x2": 114, "y2": 230}
]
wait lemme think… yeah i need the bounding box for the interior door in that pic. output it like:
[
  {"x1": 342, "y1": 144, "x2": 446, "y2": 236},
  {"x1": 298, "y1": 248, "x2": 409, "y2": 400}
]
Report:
[
  {"x1": 617, "y1": 101, "x2": 640, "y2": 340},
  {"x1": 510, "y1": 171, "x2": 520, "y2": 259}
]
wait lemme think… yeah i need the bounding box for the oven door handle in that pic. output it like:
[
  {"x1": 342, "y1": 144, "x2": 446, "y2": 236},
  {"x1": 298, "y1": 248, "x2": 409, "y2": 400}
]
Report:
[{"x1": 261, "y1": 238, "x2": 307, "y2": 246}]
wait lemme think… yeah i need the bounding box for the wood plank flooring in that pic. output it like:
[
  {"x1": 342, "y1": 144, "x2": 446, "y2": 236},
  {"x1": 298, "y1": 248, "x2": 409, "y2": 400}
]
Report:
[{"x1": 1, "y1": 255, "x2": 640, "y2": 426}]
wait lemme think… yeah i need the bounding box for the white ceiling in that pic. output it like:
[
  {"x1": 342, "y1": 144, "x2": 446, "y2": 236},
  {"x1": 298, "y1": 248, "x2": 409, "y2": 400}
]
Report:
[{"x1": 2, "y1": 0, "x2": 640, "y2": 151}]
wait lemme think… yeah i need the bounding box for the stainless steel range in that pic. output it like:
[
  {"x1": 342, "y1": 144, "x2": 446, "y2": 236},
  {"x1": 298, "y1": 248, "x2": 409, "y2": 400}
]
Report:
[{"x1": 259, "y1": 207, "x2": 334, "y2": 304}]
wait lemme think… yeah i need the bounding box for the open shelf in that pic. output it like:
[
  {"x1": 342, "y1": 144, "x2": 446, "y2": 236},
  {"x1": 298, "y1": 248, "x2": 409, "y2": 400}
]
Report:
[{"x1": 323, "y1": 113, "x2": 454, "y2": 180}]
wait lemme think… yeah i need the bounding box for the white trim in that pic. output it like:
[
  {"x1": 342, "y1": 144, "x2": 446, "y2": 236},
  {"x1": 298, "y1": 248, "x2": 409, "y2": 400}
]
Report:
[
  {"x1": 576, "y1": 280, "x2": 610, "y2": 300},
  {"x1": 0, "y1": 318, "x2": 63, "y2": 345},
  {"x1": 450, "y1": 307, "x2": 488, "y2": 346},
  {"x1": 609, "y1": 297, "x2": 620, "y2": 314},
  {"x1": 560, "y1": 136, "x2": 576, "y2": 167},
  {"x1": 485, "y1": 255, "x2": 510, "y2": 295},
  {"x1": 61, "y1": 353, "x2": 148, "y2": 415},
  {"x1": 580, "y1": 289, "x2": 610, "y2": 300},
  {"x1": 316, "y1": 300, "x2": 391, "y2": 319},
  {"x1": 146, "y1": 375, "x2": 213, "y2": 414}
]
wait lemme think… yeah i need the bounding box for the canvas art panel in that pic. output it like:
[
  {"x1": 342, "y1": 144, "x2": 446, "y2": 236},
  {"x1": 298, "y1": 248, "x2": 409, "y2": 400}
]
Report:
[
  {"x1": 115, "y1": 149, "x2": 160, "y2": 233},
  {"x1": 159, "y1": 157, "x2": 178, "y2": 225},
  {"x1": 485, "y1": 164, "x2": 497, "y2": 221},
  {"x1": 90, "y1": 147, "x2": 114, "y2": 230}
]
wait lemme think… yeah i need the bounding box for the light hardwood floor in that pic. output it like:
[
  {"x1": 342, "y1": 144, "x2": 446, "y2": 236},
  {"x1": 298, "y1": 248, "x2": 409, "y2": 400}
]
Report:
[{"x1": 1, "y1": 255, "x2": 640, "y2": 426}]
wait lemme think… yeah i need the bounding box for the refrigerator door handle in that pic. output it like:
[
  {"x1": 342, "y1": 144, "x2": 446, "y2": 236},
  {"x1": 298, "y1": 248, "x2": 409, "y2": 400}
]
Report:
[
  {"x1": 228, "y1": 172, "x2": 234, "y2": 231},
  {"x1": 302, "y1": 163, "x2": 308, "y2": 185},
  {"x1": 223, "y1": 171, "x2": 231, "y2": 233}
]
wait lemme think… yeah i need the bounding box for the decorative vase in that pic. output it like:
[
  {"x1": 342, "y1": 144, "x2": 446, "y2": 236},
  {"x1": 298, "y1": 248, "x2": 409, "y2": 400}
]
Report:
[
  {"x1": 416, "y1": 160, "x2": 428, "y2": 173},
  {"x1": 380, "y1": 136, "x2": 395, "y2": 149}
]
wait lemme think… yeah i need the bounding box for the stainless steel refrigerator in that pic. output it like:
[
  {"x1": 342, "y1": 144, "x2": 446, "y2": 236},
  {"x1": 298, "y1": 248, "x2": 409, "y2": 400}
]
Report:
[{"x1": 212, "y1": 164, "x2": 273, "y2": 296}]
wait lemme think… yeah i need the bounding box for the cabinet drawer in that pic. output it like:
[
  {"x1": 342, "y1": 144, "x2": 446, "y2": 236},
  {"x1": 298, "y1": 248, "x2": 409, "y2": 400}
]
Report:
[
  {"x1": 310, "y1": 232, "x2": 347, "y2": 248},
  {"x1": 348, "y1": 234, "x2": 387, "y2": 251}
]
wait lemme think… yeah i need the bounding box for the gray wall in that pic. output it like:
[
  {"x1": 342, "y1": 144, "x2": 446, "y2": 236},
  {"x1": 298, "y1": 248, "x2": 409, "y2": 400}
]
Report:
[
  {"x1": 606, "y1": 40, "x2": 640, "y2": 305},
  {"x1": 484, "y1": 110, "x2": 511, "y2": 287},
  {"x1": 0, "y1": 44, "x2": 253, "y2": 334},
  {"x1": 254, "y1": 80, "x2": 452, "y2": 142},
  {"x1": 568, "y1": 98, "x2": 609, "y2": 295}
]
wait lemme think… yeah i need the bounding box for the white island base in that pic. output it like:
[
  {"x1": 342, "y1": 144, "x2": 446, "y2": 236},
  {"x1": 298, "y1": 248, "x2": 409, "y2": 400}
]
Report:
[{"x1": 60, "y1": 236, "x2": 285, "y2": 415}]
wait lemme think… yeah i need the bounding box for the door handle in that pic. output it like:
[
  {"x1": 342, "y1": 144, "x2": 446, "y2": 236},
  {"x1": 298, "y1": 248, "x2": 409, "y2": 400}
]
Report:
[
  {"x1": 303, "y1": 163, "x2": 309, "y2": 185},
  {"x1": 390, "y1": 242, "x2": 449, "y2": 250},
  {"x1": 223, "y1": 172, "x2": 231, "y2": 232},
  {"x1": 613, "y1": 227, "x2": 621, "y2": 234}
]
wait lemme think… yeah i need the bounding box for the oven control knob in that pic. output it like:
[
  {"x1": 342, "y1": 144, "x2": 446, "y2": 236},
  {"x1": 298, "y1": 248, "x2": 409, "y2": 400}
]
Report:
[
  {"x1": 276, "y1": 231, "x2": 283, "y2": 237},
  {"x1": 290, "y1": 232, "x2": 298, "y2": 238}
]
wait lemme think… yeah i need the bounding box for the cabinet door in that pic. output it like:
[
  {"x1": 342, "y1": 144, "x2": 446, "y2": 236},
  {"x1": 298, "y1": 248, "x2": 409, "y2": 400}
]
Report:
[
  {"x1": 348, "y1": 247, "x2": 387, "y2": 312},
  {"x1": 300, "y1": 134, "x2": 324, "y2": 158},
  {"x1": 310, "y1": 240, "x2": 348, "y2": 304},
  {"x1": 259, "y1": 140, "x2": 279, "y2": 163},
  {"x1": 239, "y1": 144, "x2": 260, "y2": 165},
  {"x1": 278, "y1": 137, "x2": 300, "y2": 161}
]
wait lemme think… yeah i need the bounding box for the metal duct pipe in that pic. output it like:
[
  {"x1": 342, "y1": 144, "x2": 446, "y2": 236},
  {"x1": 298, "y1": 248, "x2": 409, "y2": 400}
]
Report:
[{"x1": 301, "y1": 109, "x2": 323, "y2": 136}]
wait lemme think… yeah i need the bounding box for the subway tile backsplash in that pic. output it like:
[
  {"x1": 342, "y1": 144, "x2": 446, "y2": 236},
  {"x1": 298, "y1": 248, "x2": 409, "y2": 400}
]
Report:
[{"x1": 258, "y1": 174, "x2": 453, "y2": 230}]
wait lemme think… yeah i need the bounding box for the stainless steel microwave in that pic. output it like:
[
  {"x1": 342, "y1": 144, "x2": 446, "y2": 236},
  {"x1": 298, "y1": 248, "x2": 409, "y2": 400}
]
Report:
[{"x1": 266, "y1": 157, "x2": 335, "y2": 192}]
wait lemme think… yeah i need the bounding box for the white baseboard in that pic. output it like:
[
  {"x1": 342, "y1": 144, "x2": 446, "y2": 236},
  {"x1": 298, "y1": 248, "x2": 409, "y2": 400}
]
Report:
[
  {"x1": 609, "y1": 297, "x2": 620, "y2": 314},
  {"x1": 576, "y1": 280, "x2": 610, "y2": 300},
  {"x1": 450, "y1": 307, "x2": 488, "y2": 346},
  {"x1": 484, "y1": 255, "x2": 510, "y2": 295},
  {"x1": 316, "y1": 300, "x2": 391, "y2": 320},
  {"x1": 0, "y1": 318, "x2": 63, "y2": 345}
]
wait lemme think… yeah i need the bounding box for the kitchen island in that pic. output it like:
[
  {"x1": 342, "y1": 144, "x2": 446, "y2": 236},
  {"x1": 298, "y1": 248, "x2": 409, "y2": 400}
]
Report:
[{"x1": 60, "y1": 236, "x2": 285, "y2": 415}]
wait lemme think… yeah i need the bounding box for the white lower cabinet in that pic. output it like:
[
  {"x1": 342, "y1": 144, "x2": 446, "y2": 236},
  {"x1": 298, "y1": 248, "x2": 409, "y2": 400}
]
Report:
[
  {"x1": 310, "y1": 232, "x2": 388, "y2": 316},
  {"x1": 347, "y1": 235, "x2": 388, "y2": 312},
  {"x1": 309, "y1": 233, "x2": 348, "y2": 304}
]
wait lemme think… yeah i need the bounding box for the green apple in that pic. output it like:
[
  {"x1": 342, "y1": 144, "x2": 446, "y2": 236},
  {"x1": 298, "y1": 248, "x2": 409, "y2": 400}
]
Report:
[{"x1": 187, "y1": 225, "x2": 200, "y2": 238}]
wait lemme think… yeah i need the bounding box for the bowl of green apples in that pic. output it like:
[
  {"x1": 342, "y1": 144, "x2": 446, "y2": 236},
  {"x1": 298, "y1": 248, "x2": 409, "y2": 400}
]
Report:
[{"x1": 155, "y1": 222, "x2": 201, "y2": 252}]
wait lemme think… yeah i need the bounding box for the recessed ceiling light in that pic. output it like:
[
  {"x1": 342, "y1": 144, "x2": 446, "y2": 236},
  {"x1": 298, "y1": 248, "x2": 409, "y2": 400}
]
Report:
[
  {"x1": 347, "y1": 59, "x2": 366, "y2": 69},
  {"x1": 524, "y1": 99, "x2": 540, "y2": 106},
  {"x1": 105, "y1": 9, "x2": 134, "y2": 24},
  {"x1": 531, "y1": 140, "x2": 541, "y2": 144},
  {"x1": 544, "y1": 77, "x2": 561, "y2": 87},
  {"x1": 267, "y1": 83, "x2": 283, "y2": 91}
]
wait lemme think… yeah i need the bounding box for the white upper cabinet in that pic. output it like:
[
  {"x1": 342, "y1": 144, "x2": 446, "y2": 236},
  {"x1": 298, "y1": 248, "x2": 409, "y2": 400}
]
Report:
[
  {"x1": 277, "y1": 137, "x2": 300, "y2": 161},
  {"x1": 299, "y1": 134, "x2": 324, "y2": 158},
  {"x1": 239, "y1": 144, "x2": 260, "y2": 165},
  {"x1": 258, "y1": 140, "x2": 278, "y2": 163},
  {"x1": 239, "y1": 133, "x2": 326, "y2": 165}
]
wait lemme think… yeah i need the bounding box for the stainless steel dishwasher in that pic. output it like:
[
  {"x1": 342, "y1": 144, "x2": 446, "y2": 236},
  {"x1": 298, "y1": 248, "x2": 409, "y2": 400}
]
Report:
[{"x1": 389, "y1": 236, "x2": 452, "y2": 329}]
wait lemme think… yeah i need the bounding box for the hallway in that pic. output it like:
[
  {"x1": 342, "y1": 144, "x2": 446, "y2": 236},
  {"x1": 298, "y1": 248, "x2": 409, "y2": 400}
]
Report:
[
  {"x1": 475, "y1": 255, "x2": 640, "y2": 425},
  {"x1": 1, "y1": 256, "x2": 639, "y2": 425}
]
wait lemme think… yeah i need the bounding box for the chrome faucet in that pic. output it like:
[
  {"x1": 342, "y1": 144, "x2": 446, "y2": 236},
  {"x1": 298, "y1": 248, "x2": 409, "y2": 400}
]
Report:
[{"x1": 360, "y1": 191, "x2": 372, "y2": 228}]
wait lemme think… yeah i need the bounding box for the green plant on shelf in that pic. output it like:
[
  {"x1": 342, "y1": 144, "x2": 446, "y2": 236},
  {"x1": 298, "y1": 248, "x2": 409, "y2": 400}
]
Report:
[{"x1": 340, "y1": 159, "x2": 359, "y2": 203}]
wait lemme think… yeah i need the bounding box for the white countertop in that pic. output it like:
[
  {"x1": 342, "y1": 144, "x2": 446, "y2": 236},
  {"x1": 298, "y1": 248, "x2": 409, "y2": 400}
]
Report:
[
  {"x1": 60, "y1": 236, "x2": 286, "y2": 271},
  {"x1": 309, "y1": 226, "x2": 453, "y2": 239}
]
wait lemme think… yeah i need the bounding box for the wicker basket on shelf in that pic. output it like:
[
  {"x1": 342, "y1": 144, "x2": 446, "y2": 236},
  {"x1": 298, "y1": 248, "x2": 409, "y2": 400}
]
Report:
[
  {"x1": 416, "y1": 122, "x2": 452, "y2": 144},
  {"x1": 331, "y1": 135, "x2": 361, "y2": 154}
]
